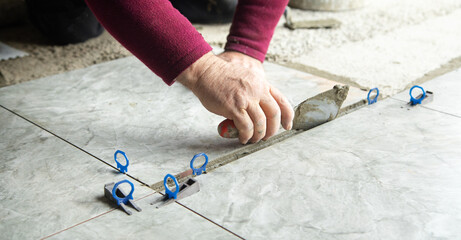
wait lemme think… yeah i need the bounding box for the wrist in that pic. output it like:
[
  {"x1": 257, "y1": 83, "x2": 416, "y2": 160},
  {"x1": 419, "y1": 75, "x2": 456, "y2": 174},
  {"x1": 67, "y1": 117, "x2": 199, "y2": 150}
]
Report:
[
  {"x1": 218, "y1": 50, "x2": 264, "y2": 76},
  {"x1": 175, "y1": 52, "x2": 216, "y2": 90},
  {"x1": 220, "y1": 50, "x2": 261, "y2": 63}
]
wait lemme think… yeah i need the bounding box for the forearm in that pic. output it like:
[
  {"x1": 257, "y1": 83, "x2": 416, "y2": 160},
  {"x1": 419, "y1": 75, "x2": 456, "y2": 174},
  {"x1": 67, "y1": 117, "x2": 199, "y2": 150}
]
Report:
[
  {"x1": 225, "y1": 0, "x2": 288, "y2": 62},
  {"x1": 85, "y1": 0, "x2": 212, "y2": 85}
]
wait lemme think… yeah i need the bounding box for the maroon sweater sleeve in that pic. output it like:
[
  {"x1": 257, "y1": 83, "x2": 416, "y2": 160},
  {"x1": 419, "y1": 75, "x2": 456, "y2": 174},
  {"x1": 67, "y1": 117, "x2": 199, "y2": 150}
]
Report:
[
  {"x1": 85, "y1": 0, "x2": 212, "y2": 85},
  {"x1": 225, "y1": 0, "x2": 288, "y2": 62},
  {"x1": 85, "y1": 0, "x2": 286, "y2": 85}
]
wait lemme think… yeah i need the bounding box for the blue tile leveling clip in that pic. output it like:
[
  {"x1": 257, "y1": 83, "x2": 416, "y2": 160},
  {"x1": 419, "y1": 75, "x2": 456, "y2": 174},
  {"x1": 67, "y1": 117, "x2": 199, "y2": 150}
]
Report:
[
  {"x1": 409, "y1": 85, "x2": 433, "y2": 106},
  {"x1": 190, "y1": 153, "x2": 208, "y2": 176},
  {"x1": 164, "y1": 174, "x2": 179, "y2": 199},
  {"x1": 114, "y1": 150, "x2": 129, "y2": 173},
  {"x1": 151, "y1": 173, "x2": 201, "y2": 208},
  {"x1": 151, "y1": 153, "x2": 207, "y2": 208},
  {"x1": 104, "y1": 179, "x2": 142, "y2": 215},
  {"x1": 409, "y1": 85, "x2": 426, "y2": 105},
  {"x1": 367, "y1": 88, "x2": 379, "y2": 105}
]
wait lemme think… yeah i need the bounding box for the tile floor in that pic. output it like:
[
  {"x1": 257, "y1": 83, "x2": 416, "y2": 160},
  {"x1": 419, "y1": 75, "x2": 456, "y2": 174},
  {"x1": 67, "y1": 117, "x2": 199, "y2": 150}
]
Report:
[
  {"x1": 0, "y1": 56, "x2": 364, "y2": 187},
  {"x1": 0, "y1": 107, "x2": 239, "y2": 239},
  {"x1": 1, "y1": 57, "x2": 459, "y2": 239},
  {"x1": 0, "y1": 107, "x2": 148, "y2": 239},
  {"x1": 180, "y1": 98, "x2": 461, "y2": 239}
]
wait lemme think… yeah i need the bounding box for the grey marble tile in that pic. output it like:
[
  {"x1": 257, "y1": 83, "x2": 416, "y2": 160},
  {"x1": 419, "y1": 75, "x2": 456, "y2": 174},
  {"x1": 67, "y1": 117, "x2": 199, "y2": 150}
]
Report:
[
  {"x1": 179, "y1": 99, "x2": 461, "y2": 239},
  {"x1": 0, "y1": 57, "x2": 365, "y2": 186},
  {"x1": 0, "y1": 107, "x2": 241, "y2": 239},
  {"x1": 392, "y1": 68, "x2": 461, "y2": 117},
  {"x1": 0, "y1": 107, "x2": 151, "y2": 239},
  {"x1": 50, "y1": 195, "x2": 240, "y2": 240}
]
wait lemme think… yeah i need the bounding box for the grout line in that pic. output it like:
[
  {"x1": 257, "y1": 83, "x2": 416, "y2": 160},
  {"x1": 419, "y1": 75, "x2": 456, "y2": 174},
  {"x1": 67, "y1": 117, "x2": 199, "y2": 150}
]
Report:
[
  {"x1": 404, "y1": 55, "x2": 461, "y2": 89},
  {"x1": 149, "y1": 129, "x2": 301, "y2": 192},
  {"x1": 337, "y1": 99, "x2": 368, "y2": 117},
  {"x1": 40, "y1": 192, "x2": 156, "y2": 240},
  {"x1": 153, "y1": 191, "x2": 246, "y2": 239},
  {"x1": 175, "y1": 201, "x2": 245, "y2": 239},
  {"x1": 0, "y1": 104, "x2": 150, "y2": 188},
  {"x1": 389, "y1": 97, "x2": 461, "y2": 119},
  {"x1": 277, "y1": 61, "x2": 364, "y2": 90},
  {"x1": 40, "y1": 209, "x2": 116, "y2": 239}
]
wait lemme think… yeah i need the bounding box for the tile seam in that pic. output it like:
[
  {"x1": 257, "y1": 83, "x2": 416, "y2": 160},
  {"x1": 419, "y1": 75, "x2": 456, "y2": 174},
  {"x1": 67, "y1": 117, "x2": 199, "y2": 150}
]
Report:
[
  {"x1": 0, "y1": 104, "x2": 150, "y2": 187},
  {"x1": 276, "y1": 54, "x2": 461, "y2": 98},
  {"x1": 389, "y1": 97, "x2": 461, "y2": 119},
  {"x1": 175, "y1": 200, "x2": 245, "y2": 239},
  {"x1": 40, "y1": 208, "x2": 117, "y2": 240},
  {"x1": 40, "y1": 192, "x2": 156, "y2": 240}
]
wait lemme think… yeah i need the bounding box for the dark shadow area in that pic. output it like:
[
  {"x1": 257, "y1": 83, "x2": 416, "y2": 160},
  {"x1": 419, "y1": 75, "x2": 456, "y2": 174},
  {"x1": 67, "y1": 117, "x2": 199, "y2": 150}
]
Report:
[
  {"x1": 96, "y1": 195, "x2": 110, "y2": 205},
  {"x1": 0, "y1": 23, "x2": 49, "y2": 45}
]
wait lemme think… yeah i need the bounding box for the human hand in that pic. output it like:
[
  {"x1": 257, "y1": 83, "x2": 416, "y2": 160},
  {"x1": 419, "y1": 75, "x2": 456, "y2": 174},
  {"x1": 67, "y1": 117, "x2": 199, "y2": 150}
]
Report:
[
  {"x1": 217, "y1": 51, "x2": 266, "y2": 78},
  {"x1": 175, "y1": 52, "x2": 294, "y2": 144}
]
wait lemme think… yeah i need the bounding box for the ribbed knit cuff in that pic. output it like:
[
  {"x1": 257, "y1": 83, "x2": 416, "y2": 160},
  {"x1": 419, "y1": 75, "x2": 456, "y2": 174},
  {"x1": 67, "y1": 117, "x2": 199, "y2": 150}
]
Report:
[{"x1": 225, "y1": 40, "x2": 266, "y2": 62}]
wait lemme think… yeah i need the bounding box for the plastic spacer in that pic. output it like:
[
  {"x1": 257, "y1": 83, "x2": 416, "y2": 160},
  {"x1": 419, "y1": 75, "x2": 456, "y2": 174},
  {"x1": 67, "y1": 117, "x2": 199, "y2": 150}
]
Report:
[
  {"x1": 164, "y1": 174, "x2": 179, "y2": 199},
  {"x1": 367, "y1": 88, "x2": 379, "y2": 105},
  {"x1": 114, "y1": 150, "x2": 129, "y2": 173},
  {"x1": 409, "y1": 85, "x2": 426, "y2": 105},
  {"x1": 190, "y1": 153, "x2": 209, "y2": 176},
  {"x1": 112, "y1": 179, "x2": 135, "y2": 206}
]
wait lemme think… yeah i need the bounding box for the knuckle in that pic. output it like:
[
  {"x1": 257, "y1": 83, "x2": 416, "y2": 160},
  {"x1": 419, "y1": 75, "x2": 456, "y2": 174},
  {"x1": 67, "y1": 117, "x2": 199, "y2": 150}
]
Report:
[
  {"x1": 236, "y1": 77, "x2": 252, "y2": 90},
  {"x1": 254, "y1": 111, "x2": 266, "y2": 126},
  {"x1": 277, "y1": 95, "x2": 287, "y2": 105},
  {"x1": 271, "y1": 107, "x2": 281, "y2": 119},
  {"x1": 233, "y1": 93, "x2": 248, "y2": 110},
  {"x1": 255, "y1": 119, "x2": 265, "y2": 127},
  {"x1": 239, "y1": 122, "x2": 253, "y2": 132}
]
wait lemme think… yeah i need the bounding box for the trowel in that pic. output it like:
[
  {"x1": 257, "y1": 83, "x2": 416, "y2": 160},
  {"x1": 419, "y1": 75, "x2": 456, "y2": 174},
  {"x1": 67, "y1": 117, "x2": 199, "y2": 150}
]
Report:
[{"x1": 218, "y1": 85, "x2": 349, "y2": 138}]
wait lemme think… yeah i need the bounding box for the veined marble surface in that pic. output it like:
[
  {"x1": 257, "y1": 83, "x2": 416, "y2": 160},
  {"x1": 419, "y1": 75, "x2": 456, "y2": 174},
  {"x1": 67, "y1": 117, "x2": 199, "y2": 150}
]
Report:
[
  {"x1": 180, "y1": 98, "x2": 461, "y2": 239},
  {"x1": 392, "y1": 68, "x2": 461, "y2": 117},
  {"x1": 0, "y1": 108, "x2": 151, "y2": 239},
  {"x1": 0, "y1": 56, "x2": 364, "y2": 186}
]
